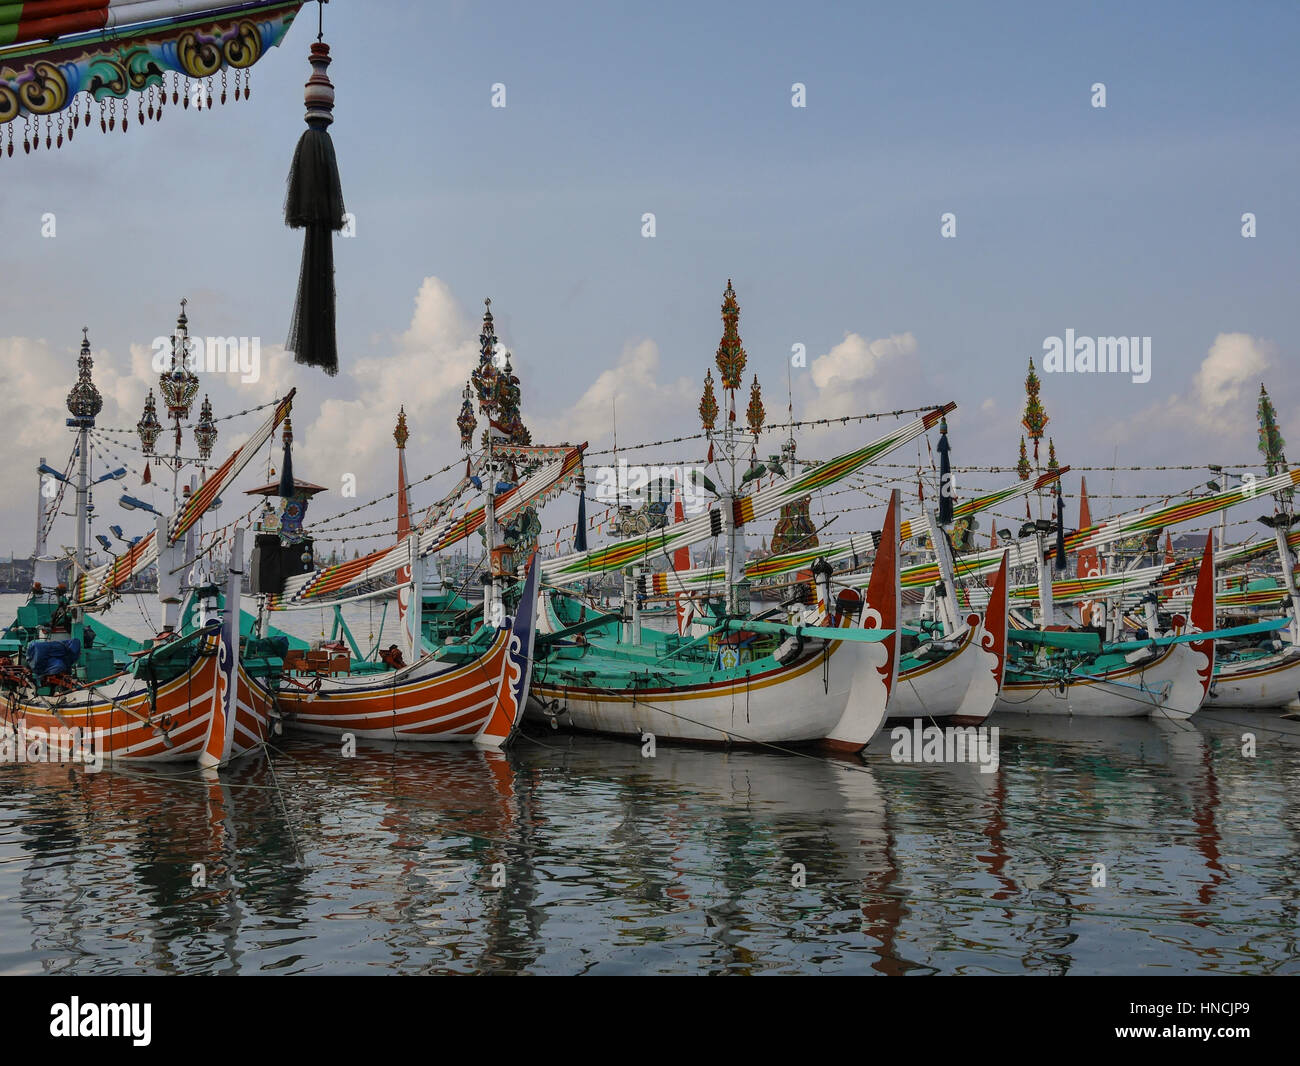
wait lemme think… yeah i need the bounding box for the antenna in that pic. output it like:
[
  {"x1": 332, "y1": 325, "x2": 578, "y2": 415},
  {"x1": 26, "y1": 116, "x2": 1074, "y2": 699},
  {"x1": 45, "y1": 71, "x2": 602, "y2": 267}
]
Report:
[{"x1": 612, "y1": 395, "x2": 620, "y2": 509}]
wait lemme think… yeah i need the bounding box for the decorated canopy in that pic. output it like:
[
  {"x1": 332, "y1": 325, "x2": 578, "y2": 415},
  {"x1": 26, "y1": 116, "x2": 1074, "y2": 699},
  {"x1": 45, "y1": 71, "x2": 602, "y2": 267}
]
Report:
[{"x1": 0, "y1": 1, "x2": 304, "y2": 155}]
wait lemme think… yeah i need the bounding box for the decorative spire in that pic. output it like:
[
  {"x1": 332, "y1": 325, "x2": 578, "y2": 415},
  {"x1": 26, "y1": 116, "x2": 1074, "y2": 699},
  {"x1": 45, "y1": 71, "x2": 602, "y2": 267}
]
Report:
[
  {"x1": 159, "y1": 299, "x2": 199, "y2": 421},
  {"x1": 66, "y1": 326, "x2": 103, "y2": 424},
  {"x1": 714, "y1": 280, "x2": 747, "y2": 390},
  {"x1": 136, "y1": 389, "x2": 162, "y2": 455},
  {"x1": 193, "y1": 395, "x2": 217, "y2": 461},
  {"x1": 394, "y1": 406, "x2": 409, "y2": 450},
  {"x1": 1021, "y1": 357, "x2": 1048, "y2": 467},
  {"x1": 456, "y1": 383, "x2": 477, "y2": 451},
  {"x1": 284, "y1": 26, "x2": 347, "y2": 376},
  {"x1": 1016, "y1": 435, "x2": 1031, "y2": 481},
  {"x1": 471, "y1": 298, "x2": 501, "y2": 418},
  {"x1": 278, "y1": 415, "x2": 294, "y2": 498},
  {"x1": 1258, "y1": 383, "x2": 1287, "y2": 477},
  {"x1": 1046, "y1": 437, "x2": 1059, "y2": 474},
  {"x1": 745, "y1": 374, "x2": 765, "y2": 436},
  {"x1": 699, "y1": 368, "x2": 718, "y2": 431}
]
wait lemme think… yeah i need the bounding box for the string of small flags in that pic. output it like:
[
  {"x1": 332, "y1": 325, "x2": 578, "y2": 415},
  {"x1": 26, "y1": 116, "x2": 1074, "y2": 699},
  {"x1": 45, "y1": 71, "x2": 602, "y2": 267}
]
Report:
[
  {"x1": 584, "y1": 406, "x2": 941, "y2": 458},
  {"x1": 862, "y1": 461, "x2": 1270, "y2": 473}
]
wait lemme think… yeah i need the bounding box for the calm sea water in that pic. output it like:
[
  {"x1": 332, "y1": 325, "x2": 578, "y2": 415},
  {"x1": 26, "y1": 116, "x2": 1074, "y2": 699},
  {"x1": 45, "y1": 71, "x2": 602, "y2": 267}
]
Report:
[{"x1": 2, "y1": 595, "x2": 1299, "y2": 975}]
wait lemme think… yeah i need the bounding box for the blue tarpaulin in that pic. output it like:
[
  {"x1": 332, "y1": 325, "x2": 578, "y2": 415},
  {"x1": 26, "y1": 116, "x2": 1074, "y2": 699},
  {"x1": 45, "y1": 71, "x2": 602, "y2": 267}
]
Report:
[{"x1": 27, "y1": 639, "x2": 82, "y2": 680}]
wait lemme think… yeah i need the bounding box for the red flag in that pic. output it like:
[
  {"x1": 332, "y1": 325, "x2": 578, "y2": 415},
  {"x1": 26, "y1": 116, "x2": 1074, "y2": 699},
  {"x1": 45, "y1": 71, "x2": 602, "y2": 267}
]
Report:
[{"x1": 671, "y1": 491, "x2": 690, "y2": 571}]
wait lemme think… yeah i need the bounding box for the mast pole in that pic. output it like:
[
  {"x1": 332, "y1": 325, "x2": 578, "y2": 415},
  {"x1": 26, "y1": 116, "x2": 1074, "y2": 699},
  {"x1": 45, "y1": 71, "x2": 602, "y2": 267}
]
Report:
[
  {"x1": 65, "y1": 327, "x2": 103, "y2": 591},
  {"x1": 483, "y1": 426, "x2": 497, "y2": 628},
  {"x1": 34, "y1": 457, "x2": 47, "y2": 562},
  {"x1": 1036, "y1": 530, "x2": 1055, "y2": 627}
]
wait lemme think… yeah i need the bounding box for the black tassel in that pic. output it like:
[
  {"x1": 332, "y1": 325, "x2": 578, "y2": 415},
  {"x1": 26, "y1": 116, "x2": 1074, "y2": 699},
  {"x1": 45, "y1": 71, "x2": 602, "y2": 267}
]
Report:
[
  {"x1": 1055, "y1": 488, "x2": 1067, "y2": 571},
  {"x1": 278, "y1": 419, "x2": 295, "y2": 498},
  {"x1": 284, "y1": 40, "x2": 345, "y2": 376},
  {"x1": 937, "y1": 416, "x2": 953, "y2": 525},
  {"x1": 574, "y1": 485, "x2": 588, "y2": 552}
]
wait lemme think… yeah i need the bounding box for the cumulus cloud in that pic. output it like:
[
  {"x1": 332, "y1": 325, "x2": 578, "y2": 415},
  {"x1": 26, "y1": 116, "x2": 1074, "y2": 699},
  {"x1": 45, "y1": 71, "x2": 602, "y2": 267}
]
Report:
[
  {"x1": 528, "y1": 338, "x2": 695, "y2": 449},
  {"x1": 797, "y1": 331, "x2": 929, "y2": 430},
  {"x1": 1190, "y1": 333, "x2": 1276, "y2": 412}
]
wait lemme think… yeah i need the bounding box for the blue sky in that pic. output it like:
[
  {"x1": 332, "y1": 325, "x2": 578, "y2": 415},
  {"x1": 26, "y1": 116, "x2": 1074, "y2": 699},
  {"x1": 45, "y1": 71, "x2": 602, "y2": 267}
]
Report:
[{"x1": 2, "y1": 0, "x2": 1298, "y2": 553}]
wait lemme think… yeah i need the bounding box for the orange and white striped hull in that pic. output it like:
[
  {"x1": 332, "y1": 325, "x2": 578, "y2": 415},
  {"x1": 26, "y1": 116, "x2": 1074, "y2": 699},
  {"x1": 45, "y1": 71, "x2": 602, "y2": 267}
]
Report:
[
  {"x1": 1, "y1": 634, "x2": 227, "y2": 764},
  {"x1": 230, "y1": 660, "x2": 276, "y2": 753},
  {"x1": 254, "y1": 628, "x2": 531, "y2": 747},
  {"x1": 258, "y1": 556, "x2": 540, "y2": 748}
]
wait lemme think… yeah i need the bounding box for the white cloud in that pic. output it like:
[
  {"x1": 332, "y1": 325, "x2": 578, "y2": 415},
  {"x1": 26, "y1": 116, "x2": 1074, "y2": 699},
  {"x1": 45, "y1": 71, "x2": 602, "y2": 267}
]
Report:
[
  {"x1": 798, "y1": 331, "x2": 926, "y2": 428},
  {"x1": 528, "y1": 338, "x2": 695, "y2": 449},
  {"x1": 1191, "y1": 332, "x2": 1275, "y2": 412}
]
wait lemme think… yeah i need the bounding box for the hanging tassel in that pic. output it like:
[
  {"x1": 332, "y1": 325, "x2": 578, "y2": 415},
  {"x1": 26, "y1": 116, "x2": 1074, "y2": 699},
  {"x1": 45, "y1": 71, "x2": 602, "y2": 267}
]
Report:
[
  {"x1": 574, "y1": 485, "x2": 588, "y2": 552},
  {"x1": 1055, "y1": 488, "x2": 1067, "y2": 570},
  {"x1": 706, "y1": 439, "x2": 714, "y2": 464},
  {"x1": 278, "y1": 418, "x2": 295, "y2": 498},
  {"x1": 284, "y1": 39, "x2": 346, "y2": 376},
  {"x1": 937, "y1": 416, "x2": 953, "y2": 525},
  {"x1": 142, "y1": 461, "x2": 151, "y2": 485}
]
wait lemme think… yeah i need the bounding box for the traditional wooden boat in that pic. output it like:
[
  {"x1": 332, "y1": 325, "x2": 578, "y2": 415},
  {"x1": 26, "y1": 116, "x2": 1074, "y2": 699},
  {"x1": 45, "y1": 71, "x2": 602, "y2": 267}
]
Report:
[
  {"x1": 3, "y1": 321, "x2": 294, "y2": 766},
  {"x1": 247, "y1": 557, "x2": 540, "y2": 747},
  {"x1": 530, "y1": 285, "x2": 956, "y2": 747},
  {"x1": 239, "y1": 309, "x2": 583, "y2": 748},
  {"x1": 995, "y1": 531, "x2": 1218, "y2": 719}
]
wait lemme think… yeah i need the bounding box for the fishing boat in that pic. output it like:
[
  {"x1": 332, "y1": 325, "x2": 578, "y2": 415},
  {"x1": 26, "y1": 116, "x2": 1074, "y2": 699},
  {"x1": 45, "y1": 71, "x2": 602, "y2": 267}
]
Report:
[
  {"x1": 994, "y1": 533, "x2": 1216, "y2": 719},
  {"x1": 1, "y1": 319, "x2": 295, "y2": 765},
  {"x1": 1199, "y1": 385, "x2": 1300, "y2": 708},
  {"x1": 650, "y1": 421, "x2": 1032, "y2": 725},
  {"x1": 240, "y1": 303, "x2": 582, "y2": 747},
  {"x1": 530, "y1": 283, "x2": 955, "y2": 747}
]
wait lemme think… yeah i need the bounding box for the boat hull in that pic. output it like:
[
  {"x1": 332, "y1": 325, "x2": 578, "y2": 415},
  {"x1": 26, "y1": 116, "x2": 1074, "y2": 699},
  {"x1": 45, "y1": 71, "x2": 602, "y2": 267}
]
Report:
[
  {"x1": 1, "y1": 632, "x2": 229, "y2": 764},
  {"x1": 1206, "y1": 645, "x2": 1300, "y2": 709},
  {"x1": 888, "y1": 624, "x2": 999, "y2": 725},
  {"x1": 530, "y1": 638, "x2": 860, "y2": 745},
  {"x1": 258, "y1": 628, "x2": 530, "y2": 747},
  {"x1": 996, "y1": 643, "x2": 1209, "y2": 719}
]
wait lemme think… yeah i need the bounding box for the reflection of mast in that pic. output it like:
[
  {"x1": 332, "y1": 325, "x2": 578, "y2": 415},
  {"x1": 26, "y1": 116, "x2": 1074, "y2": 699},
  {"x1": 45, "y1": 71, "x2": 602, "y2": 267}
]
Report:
[{"x1": 1190, "y1": 737, "x2": 1226, "y2": 909}]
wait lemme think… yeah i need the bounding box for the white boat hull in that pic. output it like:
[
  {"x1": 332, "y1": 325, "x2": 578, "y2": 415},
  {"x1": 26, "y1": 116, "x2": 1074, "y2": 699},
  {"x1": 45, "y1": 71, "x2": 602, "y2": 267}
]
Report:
[
  {"x1": 530, "y1": 638, "x2": 862, "y2": 745},
  {"x1": 996, "y1": 643, "x2": 1210, "y2": 719},
  {"x1": 1206, "y1": 645, "x2": 1300, "y2": 708}
]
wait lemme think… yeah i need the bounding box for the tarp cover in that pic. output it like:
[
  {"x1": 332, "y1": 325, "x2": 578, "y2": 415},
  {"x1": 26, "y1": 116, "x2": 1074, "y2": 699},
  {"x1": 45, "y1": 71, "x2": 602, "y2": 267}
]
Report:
[{"x1": 27, "y1": 639, "x2": 82, "y2": 679}]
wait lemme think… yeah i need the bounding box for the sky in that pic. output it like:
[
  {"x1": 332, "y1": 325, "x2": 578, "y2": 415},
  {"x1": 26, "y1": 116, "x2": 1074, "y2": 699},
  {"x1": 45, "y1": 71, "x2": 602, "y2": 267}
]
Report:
[{"x1": 2, "y1": 0, "x2": 1298, "y2": 558}]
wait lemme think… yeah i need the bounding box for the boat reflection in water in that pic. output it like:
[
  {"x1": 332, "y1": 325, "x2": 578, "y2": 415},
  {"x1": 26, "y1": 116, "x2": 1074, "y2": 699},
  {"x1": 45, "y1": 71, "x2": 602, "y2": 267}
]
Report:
[{"x1": 2, "y1": 713, "x2": 1299, "y2": 974}]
